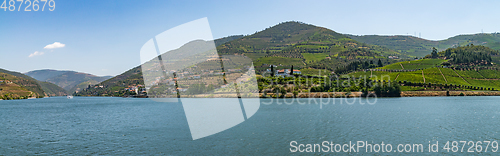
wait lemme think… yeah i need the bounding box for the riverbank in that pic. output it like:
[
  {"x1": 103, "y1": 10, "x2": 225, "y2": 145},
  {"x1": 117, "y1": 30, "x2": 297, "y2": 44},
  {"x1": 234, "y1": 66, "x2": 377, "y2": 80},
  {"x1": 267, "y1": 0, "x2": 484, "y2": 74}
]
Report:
[
  {"x1": 260, "y1": 92, "x2": 363, "y2": 98},
  {"x1": 63, "y1": 91, "x2": 500, "y2": 100},
  {"x1": 401, "y1": 91, "x2": 500, "y2": 97},
  {"x1": 259, "y1": 91, "x2": 500, "y2": 98}
]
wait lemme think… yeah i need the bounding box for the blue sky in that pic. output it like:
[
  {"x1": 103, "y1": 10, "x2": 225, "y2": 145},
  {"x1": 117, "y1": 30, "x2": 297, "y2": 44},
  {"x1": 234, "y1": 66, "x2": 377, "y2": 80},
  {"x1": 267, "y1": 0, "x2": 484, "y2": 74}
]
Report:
[{"x1": 1, "y1": 0, "x2": 499, "y2": 76}]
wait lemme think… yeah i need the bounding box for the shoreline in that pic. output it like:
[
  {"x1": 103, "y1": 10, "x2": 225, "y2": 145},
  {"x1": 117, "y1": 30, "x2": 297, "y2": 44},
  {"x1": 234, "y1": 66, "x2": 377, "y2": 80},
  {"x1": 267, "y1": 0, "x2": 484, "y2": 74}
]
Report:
[
  {"x1": 4, "y1": 91, "x2": 500, "y2": 101},
  {"x1": 259, "y1": 91, "x2": 500, "y2": 98},
  {"x1": 91, "y1": 91, "x2": 500, "y2": 98},
  {"x1": 400, "y1": 91, "x2": 500, "y2": 97}
]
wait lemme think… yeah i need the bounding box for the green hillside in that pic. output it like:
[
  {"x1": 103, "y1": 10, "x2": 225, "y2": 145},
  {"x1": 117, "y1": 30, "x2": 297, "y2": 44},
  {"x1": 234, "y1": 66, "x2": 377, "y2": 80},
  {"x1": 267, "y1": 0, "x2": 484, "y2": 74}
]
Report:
[
  {"x1": 25, "y1": 69, "x2": 112, "y2": 93},
  {"x1": 74, "y1": 66, "x2": 143, "y2": 96},
  {"x1": 74, "y1": 21, "x2": 406, "y2": 97},
  {"x1": 380, "y1": 59, "x2": 445, "y2": 70},
  {"x1": 0, "y1": 73, "x2": 36, "y2": 99},
  {"x1": 218, "y1": 21, "x2": 407, "y2": 68},
  {"x1": 68, "y1": 79, "x2": 99, "y2": 94},
  {"x1": 215, "y1": 21, "x2": 409, "y2": 75},
  {"x1": 74, "y1": 22, "x2": 500, "y2": 97},
  {"x1": 0, "y1": 68, "x2": 46, "y2": 97},
  {"x1": 38, "y1": 81, "x2": 67, "y2": 96},
  {"x1": 0, "y1": 69, "x2": 50, "y2": 99},
  {"x1": 348, "y1": 45, "x2": 500, "y2": 91},
  {"x1": 350, "y1": 67, "x2": 499, "y2": 91},
  {"x1": 214, "y1": 35, "x2": 244, "y2": 46},
  {"x1": 348, "y1": 33, "x2": 500, "y2": 57}
]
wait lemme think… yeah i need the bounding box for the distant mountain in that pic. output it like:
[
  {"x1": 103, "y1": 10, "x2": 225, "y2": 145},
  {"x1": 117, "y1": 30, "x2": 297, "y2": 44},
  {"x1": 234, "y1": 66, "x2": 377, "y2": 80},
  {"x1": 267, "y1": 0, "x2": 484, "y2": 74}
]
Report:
[
  {"x1": 348, "y1": 33, "x2": 500, "y2": 57},
  {"x1": 38, "y1": 81, "x2": 67, "y2": 96},
  {"x1": 25, "y1": 69, "x2": 112, "y2": 93},
  {"x1": 24, "y1": 69, "x2": 68, "y2": 81}
]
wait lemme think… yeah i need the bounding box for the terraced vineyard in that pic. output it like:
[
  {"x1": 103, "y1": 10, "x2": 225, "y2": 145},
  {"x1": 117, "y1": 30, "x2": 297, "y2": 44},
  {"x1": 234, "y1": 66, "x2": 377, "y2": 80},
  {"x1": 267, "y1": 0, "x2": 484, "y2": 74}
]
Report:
[
  {"x1": 422, "y1": 68, "x2": 447, "y2": 84},
  {"x1": 438, "y1": 68, "x2": 470, "y2": 86},
  {"x1": 478, "y1": 70, "x2": 500, "y2": 79},
  {"x1": 302, "y1": 53, "x2": 330, "y2": 63},
  {"x1": 348, "y1": 33, "x2": 500, "y2": 57},
  {"x1": 380, "y1": 59, "x2": 445, "y2": 70},
  {"x1": 348, "y1": 60, "x2": 500, "y2": 91},
  {"x1": 253, "y1": 57, "x2": 305, "y2": 67},
  {"x1": 300, "y1": 69, "x2": 330, "y2": 76},
  {"x1": 455, "y1": 70, "x2": 484, "y2": 79}
]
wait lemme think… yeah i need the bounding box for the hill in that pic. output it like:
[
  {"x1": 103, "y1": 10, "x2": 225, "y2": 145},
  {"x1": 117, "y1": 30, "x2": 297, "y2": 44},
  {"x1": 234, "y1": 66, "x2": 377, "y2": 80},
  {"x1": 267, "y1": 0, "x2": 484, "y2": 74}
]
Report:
[
  {"x1": 73, "y1": 21, "x2": 500, "y2": 97},
  {"x1": 74, "y1": 21, "x2": 404, "y2": 97},
  {"x1": 351, "y1": 66, "x2": 500, "y2": 91},
  {"x1": 214, "y1": 35, "x2": 244, "y2": 46},
  {"x1": 25, "y1": 69, "x2": 112, "y2": 93},
  {"x1": 348, "y1": 33, "x2": 500, "y2": 57},
  {"x1": 0, "y1": 68, "x2": 48, "y2": 99},
  {"x1": 74, "y1": 66, "x2": 142, "y2": 96},
  {"x1": 218, "y1": 21, "x2": 406, "y2": 72},
  {"x1": 74, "y1": 33, "x2": 249, "y2": 97},
  {"x1": 0, "y1": 68, "x2": 47, "y2": 96}
]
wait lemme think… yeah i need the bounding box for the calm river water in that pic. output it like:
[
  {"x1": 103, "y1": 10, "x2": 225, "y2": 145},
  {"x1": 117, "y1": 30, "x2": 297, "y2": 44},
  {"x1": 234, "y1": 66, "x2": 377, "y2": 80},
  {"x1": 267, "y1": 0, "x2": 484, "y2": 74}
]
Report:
[{"x1": 1, "y1": 96, "x2": 499, "y2": 155}]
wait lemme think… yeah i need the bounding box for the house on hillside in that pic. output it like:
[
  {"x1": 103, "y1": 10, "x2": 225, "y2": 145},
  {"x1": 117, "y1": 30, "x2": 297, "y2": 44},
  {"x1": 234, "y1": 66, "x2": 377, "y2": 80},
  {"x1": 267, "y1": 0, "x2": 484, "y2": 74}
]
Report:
[
  {"x1": 275, "y1": 69, "x2": 301, "y2": 77},
  {"x1": 388, "y1": 56, "x2": 398, "y2": 59},
  {"x1": 276, "y1": 69, "x2": 288, "y2": 77}
]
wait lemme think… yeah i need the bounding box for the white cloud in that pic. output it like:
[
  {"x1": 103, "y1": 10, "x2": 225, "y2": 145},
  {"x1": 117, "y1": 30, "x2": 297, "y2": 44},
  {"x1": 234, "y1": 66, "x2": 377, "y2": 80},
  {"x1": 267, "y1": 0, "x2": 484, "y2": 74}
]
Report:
[
  {"x1": 44, "y1": 42, "x2": 65, "y2": 49},
  {"x1": 29, "y1": 51, "x2": 44, "y2": 57}
]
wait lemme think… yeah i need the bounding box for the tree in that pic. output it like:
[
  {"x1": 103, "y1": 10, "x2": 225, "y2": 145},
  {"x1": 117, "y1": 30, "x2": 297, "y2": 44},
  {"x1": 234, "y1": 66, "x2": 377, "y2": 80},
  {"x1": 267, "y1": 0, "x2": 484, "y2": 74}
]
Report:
[
  {"x1": 270, "y1": 65, "x2": 275, "y2": 77},
  {"x1": 377, "y1": 59, "x2": 383, "y2": 67},
  {"x1": 292, "y1": 90, "x2": 298, "y2": 98},
  {"x1": 187, "y1": 83, "x2": 206, "y2": 94},
  {"x1": 290, "y1": 65, "x2": 294, "y2": 76},
  {"x1": 431, "y1": 47, "x2": 438, "y2": 58},
  {"x1": 280, "y1": 87, "x2": 287, "y2": 98},
  {"x1": 441, "y1": 62, "x2": 451, "y2": 66},
  {"x1": 207, "y1": 84, "x2": 214, "y2": 92},
  {"x1": 373, "y1": 82, "x2": 401, "y2": 97}
]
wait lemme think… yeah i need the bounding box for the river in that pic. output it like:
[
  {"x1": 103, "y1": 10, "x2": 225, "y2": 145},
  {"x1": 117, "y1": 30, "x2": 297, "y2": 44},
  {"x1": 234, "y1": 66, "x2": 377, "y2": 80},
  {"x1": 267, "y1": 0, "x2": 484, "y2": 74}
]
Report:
[{"x1": 1, "y1": 96, "x2": 499, "y2": 155}]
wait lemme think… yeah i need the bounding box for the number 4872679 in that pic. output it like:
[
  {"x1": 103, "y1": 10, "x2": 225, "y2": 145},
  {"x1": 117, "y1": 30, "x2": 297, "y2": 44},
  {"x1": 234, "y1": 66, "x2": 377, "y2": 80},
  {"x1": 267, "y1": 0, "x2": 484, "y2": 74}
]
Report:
[{"x1": 1, "y1": 0, "x2": 55, "y2": 11}]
